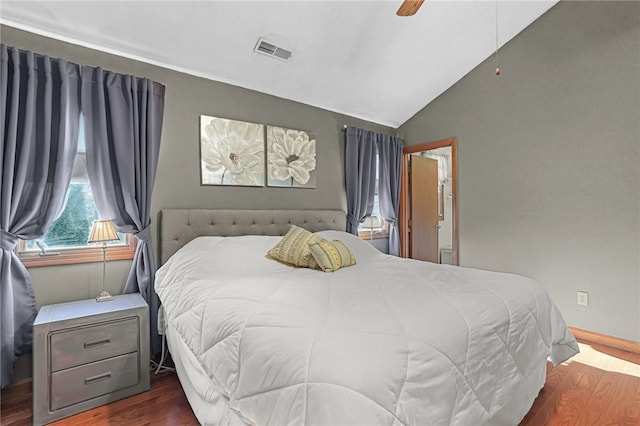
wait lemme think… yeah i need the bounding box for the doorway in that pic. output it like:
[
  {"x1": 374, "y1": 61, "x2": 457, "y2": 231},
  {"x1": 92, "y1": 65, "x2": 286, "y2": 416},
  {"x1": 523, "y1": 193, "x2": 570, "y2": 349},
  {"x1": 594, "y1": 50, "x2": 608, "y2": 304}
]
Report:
[{"x1": 399, "y1": 138, "x2": 459, "y2": 265}]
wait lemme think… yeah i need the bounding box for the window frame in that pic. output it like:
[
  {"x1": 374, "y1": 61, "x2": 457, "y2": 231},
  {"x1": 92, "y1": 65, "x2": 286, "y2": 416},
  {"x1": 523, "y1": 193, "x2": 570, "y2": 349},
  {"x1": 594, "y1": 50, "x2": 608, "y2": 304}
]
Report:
[
  {"x1": 358, "y1": 219, "x2": 389, "y2": 240},
  {"x1": 15, "y1": 113, "x2": 137, "y2": 268},
  {"x1": 17, "y1": 235, "x2": 137, "y2": 268}
]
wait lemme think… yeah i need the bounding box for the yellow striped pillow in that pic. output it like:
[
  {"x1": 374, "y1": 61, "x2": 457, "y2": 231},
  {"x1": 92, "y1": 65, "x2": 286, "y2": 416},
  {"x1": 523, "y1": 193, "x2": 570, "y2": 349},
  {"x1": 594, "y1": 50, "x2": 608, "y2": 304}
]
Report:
[
  {"x1": 267, "y1": 225, "x2": 322, "y2": 269},
  {"x1": 308, "y1": 239, "x2": 356, "y2": 272}
]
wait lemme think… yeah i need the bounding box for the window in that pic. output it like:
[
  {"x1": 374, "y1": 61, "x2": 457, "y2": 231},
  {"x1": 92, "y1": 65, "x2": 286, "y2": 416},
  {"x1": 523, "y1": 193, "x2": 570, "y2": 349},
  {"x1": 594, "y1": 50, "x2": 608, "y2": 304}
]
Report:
[
  {"x1": 17, "y1": 119, "x2": 136, "y2": 267},
  {"x1": 358, "y1": 152, "x2": 389, "y2": 240}
]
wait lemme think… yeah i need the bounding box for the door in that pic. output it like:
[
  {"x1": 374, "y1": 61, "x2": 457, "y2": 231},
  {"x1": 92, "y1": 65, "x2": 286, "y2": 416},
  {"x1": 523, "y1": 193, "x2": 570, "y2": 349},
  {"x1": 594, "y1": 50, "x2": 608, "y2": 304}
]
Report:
[
  {"x1": 409, "y1": 155, "x2": 439, "y2": 262},
  {"x1": 400, "y1": 138, "x2": 458, "y2": 265}
]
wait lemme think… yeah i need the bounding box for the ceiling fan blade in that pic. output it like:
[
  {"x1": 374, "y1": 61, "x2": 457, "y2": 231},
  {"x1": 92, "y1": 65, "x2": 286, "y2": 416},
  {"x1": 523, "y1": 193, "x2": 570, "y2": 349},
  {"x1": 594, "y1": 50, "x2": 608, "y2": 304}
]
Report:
[{"x1": 396, "y1": 0, "x2": 425, "y2": 17}]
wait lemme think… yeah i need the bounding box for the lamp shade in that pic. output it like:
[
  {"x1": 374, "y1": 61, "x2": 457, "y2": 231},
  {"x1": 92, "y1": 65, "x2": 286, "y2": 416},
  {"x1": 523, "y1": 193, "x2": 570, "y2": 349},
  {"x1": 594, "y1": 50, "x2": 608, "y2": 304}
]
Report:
[
  {"x1": 88, "y1": 220, "x2": 120, "y2": 244},
  {"x1": 362, "y1": 216, "x2": 382, "y2": 229}
]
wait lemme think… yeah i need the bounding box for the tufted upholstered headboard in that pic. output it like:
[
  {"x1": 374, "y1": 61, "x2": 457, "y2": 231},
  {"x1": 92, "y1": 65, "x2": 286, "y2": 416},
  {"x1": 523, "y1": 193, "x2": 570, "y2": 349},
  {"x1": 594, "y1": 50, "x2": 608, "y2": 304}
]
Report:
[{"x1": 159, "y1": 209, "x2": 346, "y2": 264}]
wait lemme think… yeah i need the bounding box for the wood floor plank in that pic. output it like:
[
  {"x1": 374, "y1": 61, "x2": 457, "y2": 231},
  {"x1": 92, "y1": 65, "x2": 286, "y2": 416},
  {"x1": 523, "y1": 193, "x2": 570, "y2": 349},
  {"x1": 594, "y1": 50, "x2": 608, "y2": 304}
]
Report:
[
  {"x1": 576, "y1": 372, "x2": 618, "y2": 424},
  {"x1": 598, "y1": 373, "x2": 640, "y2": 426},
  {"x1": 521, "y1": 361, "x2": 604, "y2": 426}
]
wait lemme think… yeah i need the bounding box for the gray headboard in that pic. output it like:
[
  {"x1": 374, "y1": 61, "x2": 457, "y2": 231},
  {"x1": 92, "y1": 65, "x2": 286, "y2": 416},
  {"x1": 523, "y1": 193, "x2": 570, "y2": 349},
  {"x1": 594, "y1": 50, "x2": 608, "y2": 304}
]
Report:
[{"x1": 159, "y1": 209, "x2": 346, "y2": 264}]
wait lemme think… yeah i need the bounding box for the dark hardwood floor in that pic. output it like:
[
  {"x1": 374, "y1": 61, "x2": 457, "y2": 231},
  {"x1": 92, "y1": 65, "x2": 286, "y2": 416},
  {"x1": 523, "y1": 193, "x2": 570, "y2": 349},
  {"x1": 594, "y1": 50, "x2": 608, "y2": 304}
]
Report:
[{"x1": 2, "y1": 338, "x2": 639, "y2": 425}]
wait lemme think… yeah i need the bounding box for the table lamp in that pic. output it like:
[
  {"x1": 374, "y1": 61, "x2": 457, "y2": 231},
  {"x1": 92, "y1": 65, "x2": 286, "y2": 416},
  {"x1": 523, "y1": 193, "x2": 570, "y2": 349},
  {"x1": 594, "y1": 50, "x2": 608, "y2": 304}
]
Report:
[{"x1": 88, "y1": 219, "x2": 120, "y2": 302}]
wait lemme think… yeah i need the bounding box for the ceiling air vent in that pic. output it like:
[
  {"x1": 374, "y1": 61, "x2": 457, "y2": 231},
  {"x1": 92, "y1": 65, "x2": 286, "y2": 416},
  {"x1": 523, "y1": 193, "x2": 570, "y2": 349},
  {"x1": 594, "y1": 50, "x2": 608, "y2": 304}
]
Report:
[{"x1": 254, "y1": 38, "x2": 292, "y2": 62}]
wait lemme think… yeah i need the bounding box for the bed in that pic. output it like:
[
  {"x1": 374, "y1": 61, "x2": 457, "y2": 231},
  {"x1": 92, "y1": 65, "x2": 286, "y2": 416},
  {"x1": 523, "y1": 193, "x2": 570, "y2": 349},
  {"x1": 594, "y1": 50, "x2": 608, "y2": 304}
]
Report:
[{"x1": 154, "y1": 209, "x2": 579, "y2": 426}]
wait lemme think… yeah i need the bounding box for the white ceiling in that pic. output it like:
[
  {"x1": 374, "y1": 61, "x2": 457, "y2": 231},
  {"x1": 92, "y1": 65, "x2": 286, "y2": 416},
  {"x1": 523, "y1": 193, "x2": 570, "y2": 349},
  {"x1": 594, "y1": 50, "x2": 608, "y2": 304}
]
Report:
[{"x1": 0, "y1": 1, "x2": 557, "y2": 128}]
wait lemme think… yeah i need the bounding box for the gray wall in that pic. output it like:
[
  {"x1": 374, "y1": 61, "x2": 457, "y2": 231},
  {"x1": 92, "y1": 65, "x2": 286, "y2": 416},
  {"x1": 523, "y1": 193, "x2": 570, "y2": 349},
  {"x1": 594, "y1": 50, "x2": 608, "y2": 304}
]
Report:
[
  {"x1": 399, "y1": 1, "x2": 640, "y2": 341},
  {"x1": 0, "y1": 25, "x2": 393, "y2": 309}
]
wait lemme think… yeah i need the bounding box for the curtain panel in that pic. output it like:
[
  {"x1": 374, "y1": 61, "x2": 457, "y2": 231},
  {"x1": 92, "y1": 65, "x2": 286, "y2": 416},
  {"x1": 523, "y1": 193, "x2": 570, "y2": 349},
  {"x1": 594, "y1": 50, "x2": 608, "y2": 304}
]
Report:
[
  {"x1": 345, "y1": 127, "x2": 377, "y2": 234},
  {"x1": 0, "y1": 45, "x2": 82, "y2": 388},
  {"x1": 344, "y1": 127, "x2": 404, "y2": 256},
  {"x1": 81, "y1": 67, "x2": 165, "y2": 354},
  {"x1": 377, "y1": 135, "x2": 403, "y2": 256}
]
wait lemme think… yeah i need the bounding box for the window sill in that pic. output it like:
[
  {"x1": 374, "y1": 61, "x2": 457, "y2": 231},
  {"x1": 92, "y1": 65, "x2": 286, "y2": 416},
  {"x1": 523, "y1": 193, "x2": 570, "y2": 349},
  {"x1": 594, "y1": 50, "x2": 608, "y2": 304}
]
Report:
[
  {"x1": 18, "y1": 237, "x2": 137, "y2": 268},
  {"x1": 358, "y1": 231, "x2": 389, "y2": 240}
]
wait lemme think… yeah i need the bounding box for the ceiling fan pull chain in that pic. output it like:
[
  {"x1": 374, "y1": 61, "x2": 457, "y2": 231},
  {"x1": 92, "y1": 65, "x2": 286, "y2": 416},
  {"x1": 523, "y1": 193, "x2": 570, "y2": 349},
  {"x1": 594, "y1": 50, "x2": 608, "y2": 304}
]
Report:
[{"x1": 495, "y1": 0, "x2": 501, "y2": 76}]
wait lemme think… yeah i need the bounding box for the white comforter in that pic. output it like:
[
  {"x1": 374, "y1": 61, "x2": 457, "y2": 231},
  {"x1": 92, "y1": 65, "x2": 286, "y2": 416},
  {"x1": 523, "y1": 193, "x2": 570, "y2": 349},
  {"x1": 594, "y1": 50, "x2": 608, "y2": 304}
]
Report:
[{"x1": 155, "y1": 231, "x2": 578, "y2": 426}]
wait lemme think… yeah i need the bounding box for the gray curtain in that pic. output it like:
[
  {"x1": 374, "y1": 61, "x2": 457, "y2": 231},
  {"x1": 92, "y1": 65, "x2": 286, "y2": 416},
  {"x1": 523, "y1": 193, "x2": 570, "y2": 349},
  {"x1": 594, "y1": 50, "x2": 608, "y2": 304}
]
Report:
[
  {"x1": 81, "y1": 67, "x2": 165, "y2": 354},
  {"x1": 377, "y1": 135, "x2": 403, "y2": 256},
  {"x1": 0, "y1": 45, "x2": 81, "y2": 388},
  {"x1": 345, "y1": 127, "x2": 377, "y2": 234}
]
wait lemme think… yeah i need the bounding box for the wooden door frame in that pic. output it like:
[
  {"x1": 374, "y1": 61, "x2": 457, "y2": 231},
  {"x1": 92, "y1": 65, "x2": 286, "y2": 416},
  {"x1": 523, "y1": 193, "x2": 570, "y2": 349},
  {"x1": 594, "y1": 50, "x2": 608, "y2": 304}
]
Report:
[{"x1": 400, "y1": 137, "x2": 459, "y2": 265}]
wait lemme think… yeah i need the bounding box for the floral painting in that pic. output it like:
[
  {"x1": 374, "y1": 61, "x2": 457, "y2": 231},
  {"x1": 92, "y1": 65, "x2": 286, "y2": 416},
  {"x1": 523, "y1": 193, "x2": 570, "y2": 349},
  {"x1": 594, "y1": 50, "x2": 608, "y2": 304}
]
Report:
[
  {"x1": 267, "y1": 126, "x2": 316, "y2": 188},
  {"x1": 200, "y1": 116, "x2": 264, "y2": 186}
]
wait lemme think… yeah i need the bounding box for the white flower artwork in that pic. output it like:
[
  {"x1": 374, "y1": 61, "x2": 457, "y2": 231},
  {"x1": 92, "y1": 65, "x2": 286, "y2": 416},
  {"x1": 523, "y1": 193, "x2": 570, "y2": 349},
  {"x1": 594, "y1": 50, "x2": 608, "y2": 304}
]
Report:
[
  {"x1": 200, "y1": 116, "x2": 264, "y2": 186},
  {"x1": 267, "y1": 126, "x2": 317, "y2": 188}
]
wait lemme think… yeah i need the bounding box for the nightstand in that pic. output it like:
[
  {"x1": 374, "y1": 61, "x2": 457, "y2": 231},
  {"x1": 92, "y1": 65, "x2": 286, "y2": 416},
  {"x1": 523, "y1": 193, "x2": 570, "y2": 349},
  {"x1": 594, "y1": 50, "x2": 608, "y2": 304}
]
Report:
[{"x1": 32, "y1": 293, "x2": 150, "y2": 425}]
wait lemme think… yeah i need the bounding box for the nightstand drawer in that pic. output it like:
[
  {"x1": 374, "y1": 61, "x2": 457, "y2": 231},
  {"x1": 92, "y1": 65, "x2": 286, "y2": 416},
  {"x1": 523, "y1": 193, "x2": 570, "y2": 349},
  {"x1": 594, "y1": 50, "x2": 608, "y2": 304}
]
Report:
[
  {"x1": 50, "y1": 352, "x2": 139, "y2": 411},
  {"x1": 50, "y1": 317, "x2": 139, "y2": 372}
]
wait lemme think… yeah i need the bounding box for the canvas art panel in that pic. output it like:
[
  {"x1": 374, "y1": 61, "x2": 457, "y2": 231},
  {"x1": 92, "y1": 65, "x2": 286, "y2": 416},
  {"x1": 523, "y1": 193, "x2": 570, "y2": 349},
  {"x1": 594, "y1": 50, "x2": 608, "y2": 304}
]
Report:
[
  {"x1": 266, "y1": 126, "x2": 317, "y2": 188},
  {"x1": 200, "y1": 115, "x2": 265, "y2": 186}
]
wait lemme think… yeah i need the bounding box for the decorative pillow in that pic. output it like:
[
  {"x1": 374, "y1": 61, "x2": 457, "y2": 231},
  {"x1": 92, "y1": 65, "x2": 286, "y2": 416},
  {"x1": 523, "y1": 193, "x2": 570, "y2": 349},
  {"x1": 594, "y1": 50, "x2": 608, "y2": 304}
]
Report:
[
  {"x1": 267, "y1": 225, "x2": 322, "y2": 269},
  {"x1": 308, "y1": 239, "x2": 356, "y2": 272}
]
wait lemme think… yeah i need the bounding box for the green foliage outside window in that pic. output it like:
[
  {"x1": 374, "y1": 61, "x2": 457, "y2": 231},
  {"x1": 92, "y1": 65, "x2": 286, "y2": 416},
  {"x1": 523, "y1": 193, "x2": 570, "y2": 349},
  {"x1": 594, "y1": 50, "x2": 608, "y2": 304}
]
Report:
[
  {"x1": 46, "y1": 183, "x2": 98, "y2": 247},
  {"x1": 25, "y1": 182, "x2": 123, "y2": 250}
]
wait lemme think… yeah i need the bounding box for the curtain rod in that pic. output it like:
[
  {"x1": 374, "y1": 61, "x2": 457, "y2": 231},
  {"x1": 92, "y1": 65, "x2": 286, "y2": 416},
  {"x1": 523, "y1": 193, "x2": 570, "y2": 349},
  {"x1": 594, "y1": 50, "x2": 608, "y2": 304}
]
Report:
[{"x1": 340, "y1": 125, "x2": 402, "y2": 140}]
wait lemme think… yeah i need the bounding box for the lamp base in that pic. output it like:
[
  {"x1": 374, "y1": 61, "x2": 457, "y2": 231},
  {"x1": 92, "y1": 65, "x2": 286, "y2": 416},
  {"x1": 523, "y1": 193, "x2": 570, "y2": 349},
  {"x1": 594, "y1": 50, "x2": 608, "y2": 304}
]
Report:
[{"x1": 96, "y1": 290, "x2": 113, "y2": 302}]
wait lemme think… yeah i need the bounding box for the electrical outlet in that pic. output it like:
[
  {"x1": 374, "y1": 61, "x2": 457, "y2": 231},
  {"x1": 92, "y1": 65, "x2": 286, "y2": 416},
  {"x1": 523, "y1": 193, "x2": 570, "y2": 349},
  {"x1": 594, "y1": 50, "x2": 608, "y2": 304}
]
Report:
[{"x1": 577, "y1": 291, "x2": 589, "y2": 306}]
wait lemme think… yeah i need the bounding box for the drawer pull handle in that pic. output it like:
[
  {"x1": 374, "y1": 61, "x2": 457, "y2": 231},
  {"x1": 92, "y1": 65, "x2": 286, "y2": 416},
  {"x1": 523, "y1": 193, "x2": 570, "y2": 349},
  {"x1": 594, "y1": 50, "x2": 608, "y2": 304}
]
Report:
[
  {"x1": 84, "y1": 372, "x2": 111, "y2": 385},
  {"x1": 84, "y1": 338, "x2": 110, "y2": 349}
]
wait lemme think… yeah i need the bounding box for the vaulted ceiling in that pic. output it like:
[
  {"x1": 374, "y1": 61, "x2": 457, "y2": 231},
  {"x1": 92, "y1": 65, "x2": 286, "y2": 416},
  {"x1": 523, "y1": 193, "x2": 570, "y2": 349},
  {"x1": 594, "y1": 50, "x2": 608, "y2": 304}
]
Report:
[{"x1": 0, "y1": 1, "x2": 557, "y2": 127}]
